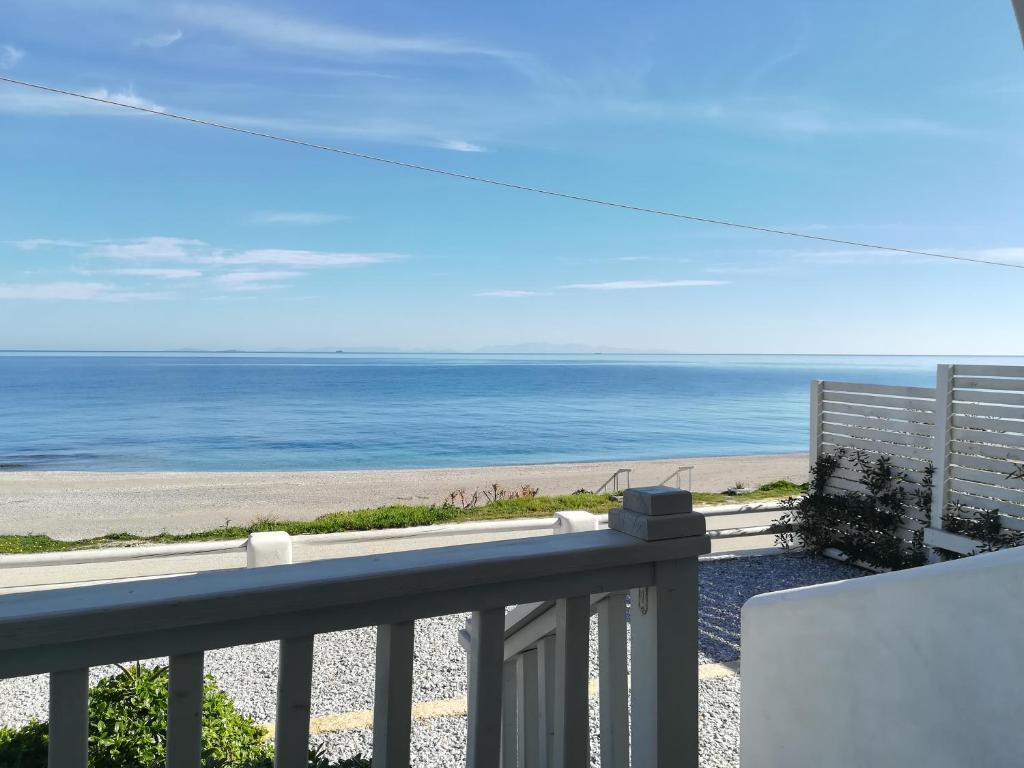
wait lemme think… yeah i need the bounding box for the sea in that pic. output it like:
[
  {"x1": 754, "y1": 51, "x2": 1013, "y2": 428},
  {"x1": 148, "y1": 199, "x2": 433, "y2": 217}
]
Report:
[{"x1": 2, "y1": 353, "x2": 1021, "y2": 472}]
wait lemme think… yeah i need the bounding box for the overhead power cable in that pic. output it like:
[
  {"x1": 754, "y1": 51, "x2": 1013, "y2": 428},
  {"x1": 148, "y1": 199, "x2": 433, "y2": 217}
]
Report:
[{"x1": 2, "y1": 75, "x2": 1021, "y2": 270}]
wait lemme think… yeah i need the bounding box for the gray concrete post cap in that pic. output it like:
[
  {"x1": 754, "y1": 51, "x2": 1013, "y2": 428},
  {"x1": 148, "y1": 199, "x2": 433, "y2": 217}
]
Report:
[{"x1": 623, "y1": 486, "x2": 693, "y2": 516}]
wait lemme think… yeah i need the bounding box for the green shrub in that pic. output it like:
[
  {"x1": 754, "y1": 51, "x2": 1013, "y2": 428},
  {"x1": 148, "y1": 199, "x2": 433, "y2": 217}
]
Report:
[{"x1": 0, "y1": 665, "x2": 370, "y2": 767}]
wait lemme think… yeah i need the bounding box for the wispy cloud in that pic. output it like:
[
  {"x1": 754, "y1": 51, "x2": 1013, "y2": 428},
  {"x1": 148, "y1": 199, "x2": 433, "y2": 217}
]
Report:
[
  {"x1": 0, "y1": 45, "x2": 24, "y2": 70},
  {"x1": 0, "y1": 281, "x2": 170, "y2": 301},
  {"x1": 250, "y1": 211, "x2": 348, "y2": 225},
  {"x1": 213, "y1": 270, "x2": 301, "y2": 291},
  {"x1": 134, "y1": 30, "x2": 183, "y2": 49},
  {"x1": 92, "y1": 237, "x2": 204, "y2": 261},
  {"x1": 0, "y1": 86, "x2": 165, "y2": 116},
  {"x1": 174, "y1": 4, "x2": 517, "y2": 61},
  {"x1": 203, "y1": 249, "x2": 400, "y2": 267},
  {"x1": 8, "y1": 238, "x2": 86, "y2": 250},
  {"x1": 563, "y1": 279, "x2": 728, "y2": 291},
  {"x1": 436, "y1": 139, "x2": 487, "y2": 153},
  {"x1": 476, "y1": 290, "x2": 552, "y2": 298},
  {"x1": 110, "y1": 268, "x2": 202, "y2": 279}
]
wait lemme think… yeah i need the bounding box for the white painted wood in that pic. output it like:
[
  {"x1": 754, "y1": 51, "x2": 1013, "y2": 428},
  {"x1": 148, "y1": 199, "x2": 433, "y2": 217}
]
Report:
[
  {"x1": 954, "y1": 376, "x2": 1024, "y2": 392},
  {"x1": 372, "y1": 621, "x2": 414, "y2": 768},
  {"x1": 950, "y1": 479, "x2": 1024, "y2": 508},
  {"x1": 515, "y1": 650, "x2": 540, "y2": 768},
  {"x1": 949, "y1": 465, "x2": 1024, "y2": 491},
  {"x1": 166, "y1": 652, "x2": 204, "y2": 768},
  {"x1": 951, "y1": 426, "x2": 1024, "y2": 451},
  {"x1": 953, "y1": 364, "x2": 1024, "y2": 378},
  {"x1": 468, "y1": 608, "x2": 505, "y2": 768},
  {"x1": 821, "y1": 400, "x2": 936, "y2": 424},
  {"x1": 922, "y1": 527, "x2": 981, "y2": 554},
  {"x1": 630, "y1": 558, "x2": 699, "y2": 768},
  {"x1": 949, "y1": 451, "x2": 1024, "y2": 477},
  {"x1": 535, "y1": 636, "x2": 556, "y2": 768},
  {"x1": 821, "y1": 424, "x2": 934, "y2": 450},
  {"x1": 810, "y1": 380, "x2": 824, "y2": 467},
  {"x1": 821, "y1": 391, "x2": 936, "y2": 410},
  {"x1": 49, "y1": 667, "x2": 89, "y2": 768},
  {"x1": 953, "y1": 388, "x2": 1024, "y2": 407},
  {"x1": 275, "y1": 635, "x2": 315, "y2": 768},
  {"x1": 822, "y1": 411, "x2": 936, "y2": 437},
  {"x1": 0, "y1": 531, "x2": 703, "y2": 678},
  {"x1": 246, "y1": 532, "x2": 293, "y2": 568},
  {"x1": 948, "y1": 492, "x2": 1024, "y2": 521},
  {"x1": 950, "y1": 439, "x2": 1024, "y2": 464},
  {"x1": 822, "y1": 381, "x2": 935, "y2": 398},
  {"x1": 598, "y1": 593, "x2": 629, "y2": 768},
  {"x1": 953, "y1": 413, "x2": 1024, "y2": 434},
  {"x1": 502, "y1": 661, "x2": 517, "y2": 767},
  {"x1": 553, "y1": 596, "x2": 590, "y2": 768},
  {"x1": 821, "y1": 433, "x2": 934, "y2": 461},
  {"x1": 555, "y1": 510, "x2": 600, "y2": 534},
  {"x1": 954, "y1": 401, "x2": 1024, "y2": 422}
]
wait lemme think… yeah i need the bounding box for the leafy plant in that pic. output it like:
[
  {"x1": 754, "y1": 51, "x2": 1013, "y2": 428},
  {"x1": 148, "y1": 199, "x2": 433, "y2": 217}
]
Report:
[
  {"x1": 771, "y1": 450, "x2": 930, "y2": 570},
  {"x1": 0, "y1": 665, "x2": 369, "y2": 767},
  {"x1": 936, "y1": 503, "x2": 1024, "y2": 560}
]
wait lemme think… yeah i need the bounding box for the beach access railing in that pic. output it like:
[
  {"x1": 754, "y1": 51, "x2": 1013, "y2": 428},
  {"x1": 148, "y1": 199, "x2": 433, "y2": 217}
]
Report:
[
  {"x1": 0, "y1": 501, "x2": 786, "y2": 591},
  {"x1": 0, "y1": 486, "x2": 710, "y2": 768}
]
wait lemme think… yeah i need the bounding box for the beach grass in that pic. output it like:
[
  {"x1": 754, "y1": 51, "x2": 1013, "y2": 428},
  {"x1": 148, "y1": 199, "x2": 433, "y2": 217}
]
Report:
[{"x1": 0, "y1": 480, "x2": 804, "y2": 555}]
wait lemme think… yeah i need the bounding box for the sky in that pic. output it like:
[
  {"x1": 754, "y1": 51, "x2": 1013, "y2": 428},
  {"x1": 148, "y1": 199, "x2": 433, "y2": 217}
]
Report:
[{"x1": 0, "y1": 1, "x2": 1022, "y2": 354}]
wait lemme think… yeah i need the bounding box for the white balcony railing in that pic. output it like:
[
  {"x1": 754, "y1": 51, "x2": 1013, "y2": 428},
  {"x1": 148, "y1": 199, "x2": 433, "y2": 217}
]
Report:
[{"x1": 0, "y1": 486, "x2": 709, "y2": 768}]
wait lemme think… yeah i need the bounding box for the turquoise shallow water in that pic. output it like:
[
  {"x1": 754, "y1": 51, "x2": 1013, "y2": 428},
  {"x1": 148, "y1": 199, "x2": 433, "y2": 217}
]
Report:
[{"x1": 1, "y1": 353, "x2": 1020, "y2": 472}]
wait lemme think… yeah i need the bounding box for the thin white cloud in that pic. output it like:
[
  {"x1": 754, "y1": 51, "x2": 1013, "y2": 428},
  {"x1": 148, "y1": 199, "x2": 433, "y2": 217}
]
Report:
[
  {"x1": 92, "y1": 237, "x2": 204, "y2": 261},
  {"x1": 251, "y1": 211, "x2": 348, "y2": 225},
  {"x1": 111, "y1": 268, "x2": 202, "y2": 279},
  {"x1": 0, "y1": 45, "x2": 24, "y2": 70},
  {"x1": 0, "y1": 281, "x2": 170, "y2": 301},
  {"x1": 563, "y1": 279, "x2": 728, "y2": 291},
  {"x1": 214, "y1": 270, "x2": 301, "y2": 291},
  {"x1": 134, "y1": 30, "x2": 183, "y2": 49},
  {"x1": 476, "y1": 290, "x2": 552, "y2": 298},
  {"x1": 437, "y1": 139, "x2": 487, "y2": 153},
  {"x1": 204, "y1": 249, "x2": 400, "y2": 267},
  {"x1": 174, "y1": 4, "x2": 516, "y2": 61},
  {"x1": 8, "y1": 238, "x2": 86, "y2": 250},
  {"x1": 0, "y1": 87, "x2": 165, "y2": 116}
]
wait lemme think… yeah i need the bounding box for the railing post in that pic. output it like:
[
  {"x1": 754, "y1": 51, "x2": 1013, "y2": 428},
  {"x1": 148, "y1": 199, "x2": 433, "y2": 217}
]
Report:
[
  {"x1": 608, "y1": 486, "x2": 709, "y2": 768},
  {"x1": 247, "y1": 532, "x2": 292, "y2": 568},
  {"x1": 535, "y1": 636, "x2": 556, "y2": 768},
  {"x1": 373, "y1": 621, "x2": 415, "y2": 768},
  {"x1": 809, "y1": 379, "x2": 824, "y2": 469},
  {"x1": 166, "y1": 652, "x2": 204, "y2": 768},
  {"x1": 931, "y1": 364, "x2": 954, "y2": 532},
  {"x1": 49, "y1": 667, "x2": 89, "y2": 768}
]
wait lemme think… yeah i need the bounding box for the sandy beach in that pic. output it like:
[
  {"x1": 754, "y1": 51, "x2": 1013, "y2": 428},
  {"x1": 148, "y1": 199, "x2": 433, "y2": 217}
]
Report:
[{"x1": 0, "y1": 453, "x2": 807, "y2": 539}]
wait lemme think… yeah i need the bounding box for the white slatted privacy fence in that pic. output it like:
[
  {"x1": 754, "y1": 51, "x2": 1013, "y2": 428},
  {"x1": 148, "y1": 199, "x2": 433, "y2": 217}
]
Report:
[
  {"x1": 0, "y1": 487, "x2": 709, "y2": 768},
  {"x1": 811, "y1": 364, "x2": 1024, "y2": 556}
]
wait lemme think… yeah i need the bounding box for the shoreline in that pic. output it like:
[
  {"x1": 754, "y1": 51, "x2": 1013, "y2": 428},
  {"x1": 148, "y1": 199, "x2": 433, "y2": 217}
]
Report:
[{"x1": 0, "y1": 453, "x2": 807, "y2": 539}]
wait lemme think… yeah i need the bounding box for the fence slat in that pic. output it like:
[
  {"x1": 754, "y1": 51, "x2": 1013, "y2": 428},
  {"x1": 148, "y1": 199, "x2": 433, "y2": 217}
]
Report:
[
  {"x1": 950, "y1": 478, "x2": 1024, "y2": 507},
  {"x1": 954, "y1": 377, "x2": 1024, "y2": 393},
  {"x1": 953, "y1": 365, "x2": 1024, "y2": 378},
  {"x1": 821, "y1": 433, "x2": 934, "y2": 461},
  {"x1": 953, "y1": 389, "x2": 1024, "y2": 407},
  {"x1": 515, "y1": 650, "x2": 540, "y2": 768},
  {"x1": 598, "y1": 593, "x2": 629, "y2": 768},
  {"x1": 373, "y1": 621, "x2": 415, "y2": 768},
  {"x1": 821, "y1": 424, "x2": 934, "y2": 450},
  {"x1": 822, "y1": 411, "x2": 936, "y2": 437},
  {"x1": 821, "y1": 400, "x2": 936, "y2": 424},
  {"x1": 468, "y1": 608, "x2": 505, "y2": 768},
  {"x1": 822, "y1": 381, "x2": 936, "y2": 398},
  {"x1": 167, "y1": 652, "x2": 204, "y2": 768},
  {"x1": 275, "y1": 636, "x2": 315, "y2": 768},
  {"x1": 950, "y1": 440, "x2": 1024, "y2": 464},
  {"x1": 952, "y1": 413, "x2": 1024, "y2": 435},
  {"x1": 49, "y1": 667, "x2": 89, "y2": 768},
  {"x1": 553, "y1": 596, "x2": 590, "y2": 768},
  {"x1": 821, "y1": 391, "x2": 936, "y2": 410},
  {"x1": 953, "y1": 401, "x2": 1024, "y2": 422},
  {"x1": 502, "y1": 661, "x2": 517, "y2": 767},
  {"x1": 949, "y1": 451, "x2": 1024, "y2": 477},
  {"x1": 951, "y1": 427, "x2": 1024, "y2": 451}
]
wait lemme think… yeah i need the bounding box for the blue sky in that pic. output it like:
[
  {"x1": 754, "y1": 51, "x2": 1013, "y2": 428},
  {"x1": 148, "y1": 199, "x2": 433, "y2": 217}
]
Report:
[{"x1": 1, "y1": 1, "x2": 1022, "y2": 353}]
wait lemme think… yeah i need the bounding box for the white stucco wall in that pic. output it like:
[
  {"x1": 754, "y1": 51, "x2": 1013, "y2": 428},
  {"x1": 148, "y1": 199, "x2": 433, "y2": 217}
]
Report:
[{"x1": 741, "y1": 548, "x2": 1024, "y2": 768}]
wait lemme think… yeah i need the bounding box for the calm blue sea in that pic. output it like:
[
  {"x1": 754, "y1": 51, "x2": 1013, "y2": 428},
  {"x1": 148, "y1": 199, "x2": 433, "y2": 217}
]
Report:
[{"x1": 2, "y1": 353, "x2": 1021, "y2": 472}]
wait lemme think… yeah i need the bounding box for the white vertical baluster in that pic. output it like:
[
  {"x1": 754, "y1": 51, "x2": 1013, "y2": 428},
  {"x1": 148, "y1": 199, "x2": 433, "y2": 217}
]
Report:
[
  {"x1": 275, "y1": 635, "x2": 315, "y2": 768},
  {"x1": 515, "y1": 650, "x2": 540, "y2": 767},
  {"x1": 372, "y1": 621, "x2": 415, "y2": 768},
  {"x1": 167, "y1": 652, "x2": 204, "y2": 768},
  {"x1": 467, "y1": 607, "x2": 504, "y2": 768},
  {"x1": 809, "y1": 379, "x2": 824, "y2": 468},
  {"x1": 630, "y1": 559, "x2": 700, "y2": 768},
  {"x1": 501, "y1": 660, "x2": 517, "y2": 767},
  {"x1": 49, "y1": 668, "x2": 89, "y2": 768},
  {"x1": 553, "y1": 596, "x2": 590, "y2": 768},
  {"x1": 598, "y1": 593, "x2": 629, "y2": 768},
  {"x1": 536, "y1": 636, "x2": 556, "y2": 768}
]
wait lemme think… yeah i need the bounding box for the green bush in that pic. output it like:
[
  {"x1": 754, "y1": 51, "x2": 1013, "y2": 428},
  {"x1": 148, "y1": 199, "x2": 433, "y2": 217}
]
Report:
[{"x1": 0, "y1": 665, "x2": 370, "y2": 767}]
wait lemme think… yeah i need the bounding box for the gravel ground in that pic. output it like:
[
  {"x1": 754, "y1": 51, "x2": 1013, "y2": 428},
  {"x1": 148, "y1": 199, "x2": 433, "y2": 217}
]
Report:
[
  {"x1": 0, "y1": 552, "x2": 861, "y2": 767},
  {"x1": 312, "y1": 676, "x2": 743, "y2": 768}
]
